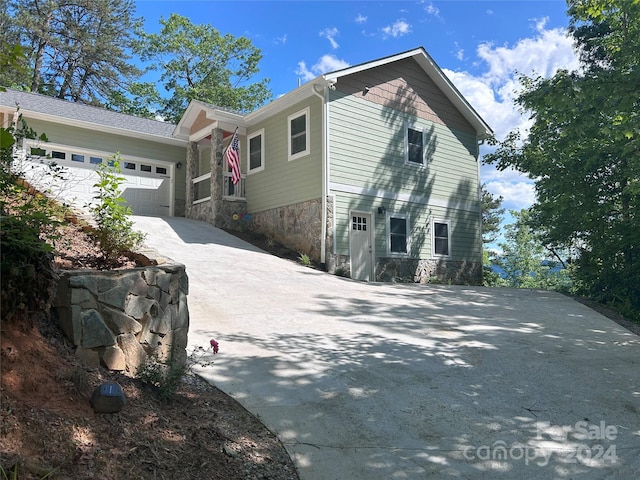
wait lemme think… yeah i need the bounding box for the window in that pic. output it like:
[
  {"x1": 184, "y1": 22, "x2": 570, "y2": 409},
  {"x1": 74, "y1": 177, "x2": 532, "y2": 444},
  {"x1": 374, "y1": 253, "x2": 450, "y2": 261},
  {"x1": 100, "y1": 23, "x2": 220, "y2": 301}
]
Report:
[
  {"x1": 405, "y1": 124, "x2": 425, "y2": 166},
  {"x1": 388, "y1": 214, "x2": 409, "y2": 256},
  {"x1": 288, "y1": 107, "x2": 310, "y2": 160},
  {"x1": 140, "y1": 164, "x2": 152, "y2": 172},
  {"x1": 71, "y1": 154, "x2": 84, "y2": 163},
  {"x1": 51, "y1": 151, "x2": 65, "y2": 160},
  {"x1": 247, "y1": 129, "x2": 264, "y2": 173},
  {"x1": 90, "y1": 156, "x2": 103, "y2": 165},
  {"x1": 156, "y1": 167, "x2": 167, "y2": 175},
  {"x1": 352, "y1": 215, "x2": 367, "y2": 231},
  {"x1": 124, "y1": 162, "x2": 136, "y2": 170},
  {"x1": 433, "y1": 220, "x2": 451, "y2": 257}
]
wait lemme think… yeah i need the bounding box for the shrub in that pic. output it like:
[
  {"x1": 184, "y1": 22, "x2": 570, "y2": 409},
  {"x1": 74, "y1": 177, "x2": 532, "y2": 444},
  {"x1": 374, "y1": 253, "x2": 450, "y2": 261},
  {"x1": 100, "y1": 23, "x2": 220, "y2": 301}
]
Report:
[
  {"x1": 298, "y1": 253, "x2": 311, "y2": 267},
  {"x1": 89, "y1": 153, "x2": 145, "y2": 266}
]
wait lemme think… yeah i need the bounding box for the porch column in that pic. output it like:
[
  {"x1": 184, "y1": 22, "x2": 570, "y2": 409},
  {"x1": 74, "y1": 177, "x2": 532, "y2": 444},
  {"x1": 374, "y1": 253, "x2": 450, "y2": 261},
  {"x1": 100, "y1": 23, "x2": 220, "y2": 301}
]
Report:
[
  {"x1": 184, "y1": 141, "x2": 198, "y2": 220},
  {"x1": 210, "y1": 127, "x2": 224, "y2": 226}
]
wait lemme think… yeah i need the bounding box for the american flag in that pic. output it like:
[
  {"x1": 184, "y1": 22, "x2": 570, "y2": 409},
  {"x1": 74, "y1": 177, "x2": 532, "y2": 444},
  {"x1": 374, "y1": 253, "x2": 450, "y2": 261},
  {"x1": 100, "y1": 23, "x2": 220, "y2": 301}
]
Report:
[{"x1": 226, "y1": 128, "x2": 241, "y2": 185}]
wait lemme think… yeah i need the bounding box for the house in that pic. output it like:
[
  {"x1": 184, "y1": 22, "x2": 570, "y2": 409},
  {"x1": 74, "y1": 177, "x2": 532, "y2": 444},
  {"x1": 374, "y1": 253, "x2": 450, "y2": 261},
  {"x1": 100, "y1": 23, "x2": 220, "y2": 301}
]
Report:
[
  {"x1": 175, "y1": 47, "x2": 492, "y2": 283},
  {"x1": 1, "y1": 46, "x2": 492, "y2": 284},
  {"x1": 0, "y1": 88, "x2": 188, "y2": 216}
]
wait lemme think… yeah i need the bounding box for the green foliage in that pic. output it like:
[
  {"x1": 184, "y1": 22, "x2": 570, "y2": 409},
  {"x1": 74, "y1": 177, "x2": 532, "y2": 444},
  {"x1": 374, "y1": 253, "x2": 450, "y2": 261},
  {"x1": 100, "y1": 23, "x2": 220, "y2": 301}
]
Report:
[
  {"x1": 494, "y1": 210, "x2": 571, "y2": 290},
  {"x1": 137, "y1": 356, "x2": 187, "y2": 402},
  {"x1": 89, "y1": 153, "x2": 145, "y2": 265},
  {"x1": 0, "y1": 463, "x2": 17, "y2": 480},
  {"x1": 484, "y1": 0, "x2": 639, "y2": 319},
  {"x1": 481, "y1": 183, "x2": 505, "y2": 245},
  {"x1": 0, "y1": 112, "x2": 58, "y2": 277},
  {"x1": 138, "y1": 13, "x2": 272, "y2": 122},
  {"x1": 7, "y1": 0, "x2": 142, "y2": 103},
  {"x1": 297, "y1": 253, "x2": 311, "y2": 267},
  {"x1": 0, "y1": 462, "x2": 60, "y2": 479},
  {"x1": 137, "y1": 346, "x2": 216, "y2": 402},
  {"x1": 482, "y1": 249, "x2": 504, "y2": 287}
]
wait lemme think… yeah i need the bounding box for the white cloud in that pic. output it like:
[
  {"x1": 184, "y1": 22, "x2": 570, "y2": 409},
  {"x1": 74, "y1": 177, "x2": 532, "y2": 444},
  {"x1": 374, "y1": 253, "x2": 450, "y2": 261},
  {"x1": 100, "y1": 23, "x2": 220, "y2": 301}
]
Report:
[
  {"x1": 355, "y1": 14, "x2": 367, "y2": 24},
  {"x1": 423, "y1": 2, "x2": 440, "y2": 17},
  {"x1": 382, "y1": 20, "x2": 412, "y2": 38},
  {"x1": 454, "y1": 42, "x2": 464, "y2": 61},
  {"x1": 274, "y1": 34, "x2": 287, "y2": 45},
  {"x1": 485, "y1": 179, "x2": 536, "y2": 211},
  {"x1": 446, "y1": 23, "x2": 579, "y2": 142},
  {"x1": 296, "y1": 54, "x2": 350, "y2": 82},
  {"x1": 320, "y1": 27, "x2": 340, "y2": 49},
  {"x1": 444, "y1": 21, "x2": 580, "y2": 212}
]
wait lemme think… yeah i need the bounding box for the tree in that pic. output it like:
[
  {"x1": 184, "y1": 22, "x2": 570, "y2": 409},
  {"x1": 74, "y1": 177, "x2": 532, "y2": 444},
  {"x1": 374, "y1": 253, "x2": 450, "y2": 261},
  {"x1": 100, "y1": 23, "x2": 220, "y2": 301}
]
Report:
[
  {"x1": 480, "y1": 184, "x2": 505, "y2": 286},
  {"x1": 484, "y1": 0, "x2": 639, "y2": 318},
  {"x1": 6, "y1": 0, "x2": 142, "y2": 104},
  {"x1": 480, "y1": 184, "x2": 504, "y2": 245},
  {"x1": 138, "y1": 14, "x2": 271, "y2": 123},
  {"x1": 495, "y1": 209, "x2": 568, "y2": 289}
]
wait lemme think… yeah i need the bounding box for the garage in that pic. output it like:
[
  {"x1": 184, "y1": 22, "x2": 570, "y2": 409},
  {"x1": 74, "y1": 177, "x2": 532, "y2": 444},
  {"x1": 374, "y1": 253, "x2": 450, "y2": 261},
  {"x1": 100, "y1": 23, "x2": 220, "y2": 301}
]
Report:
[{"x1": 24, "y1": 142, "x2": 174, "y2": 217}]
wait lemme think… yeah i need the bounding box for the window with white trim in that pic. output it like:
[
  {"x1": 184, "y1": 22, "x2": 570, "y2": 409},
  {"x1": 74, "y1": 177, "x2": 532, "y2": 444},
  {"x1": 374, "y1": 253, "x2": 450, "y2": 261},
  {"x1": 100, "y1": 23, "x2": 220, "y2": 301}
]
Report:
[
  {"x1": 387, "y1": 213, "x2": 410, "y2": 256},
  {"x1": 288, "y1": 107, "x2": 310, "y2": 160},
  {"x1": 432, "y1": 220, "x2": 451, "y2": 257},
  {"x1": 405, "y1": 123, "x2": 426, "y2": 166},
  {"x1": 247, "y1": 129, "x2": 265, "y2": 173}
]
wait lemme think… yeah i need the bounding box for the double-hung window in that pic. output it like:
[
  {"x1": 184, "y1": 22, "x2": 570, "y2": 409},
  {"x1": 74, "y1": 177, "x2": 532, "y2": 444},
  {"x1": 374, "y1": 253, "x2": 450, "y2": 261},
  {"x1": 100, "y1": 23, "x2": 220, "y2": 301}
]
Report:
[
  {"x1": 405, "y1": 122, "x2": 426, "y2": 166},
  {"x1": 288, "y1": 107, "x2": 310, "y2": 160},
  {"x1": 432, "y1": 219, "x2": 451, "y2": 257},
  {"x1": 387, "y1": 213, "x2": 410, "y2": 256},
  {"x1": 248, "y1": 129, "x2": 265, "y2": 173}
]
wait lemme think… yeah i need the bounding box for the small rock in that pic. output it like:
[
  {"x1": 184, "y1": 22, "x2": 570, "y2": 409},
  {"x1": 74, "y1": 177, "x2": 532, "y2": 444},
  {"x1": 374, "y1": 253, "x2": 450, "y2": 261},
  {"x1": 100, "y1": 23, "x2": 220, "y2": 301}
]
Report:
[
  {"x1": 90, "y1": 382, "x2": 126, "y2": 413},
  {"x1": 101, "y1": 345, "x2": 127, "y2": 371}
]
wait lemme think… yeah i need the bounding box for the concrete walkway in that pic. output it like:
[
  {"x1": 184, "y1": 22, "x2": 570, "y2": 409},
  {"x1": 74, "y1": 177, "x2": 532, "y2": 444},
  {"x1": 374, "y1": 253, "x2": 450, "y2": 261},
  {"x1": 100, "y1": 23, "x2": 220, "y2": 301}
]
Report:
[{"x1": 134, "y1": 216, "x2": 640, "y2": 480}]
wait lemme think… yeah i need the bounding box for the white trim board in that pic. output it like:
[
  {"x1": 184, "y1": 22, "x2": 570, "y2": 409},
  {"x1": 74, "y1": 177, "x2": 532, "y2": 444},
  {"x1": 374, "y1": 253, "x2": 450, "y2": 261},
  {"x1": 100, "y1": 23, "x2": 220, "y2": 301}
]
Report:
[{"x1": 329, "y1": 182, "x2": 480, "y2": 213}]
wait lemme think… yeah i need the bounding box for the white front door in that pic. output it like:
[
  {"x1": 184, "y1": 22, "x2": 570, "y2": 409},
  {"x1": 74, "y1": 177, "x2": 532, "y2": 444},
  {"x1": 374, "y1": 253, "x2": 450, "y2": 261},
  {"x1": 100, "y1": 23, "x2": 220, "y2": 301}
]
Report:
[{"x1": 349, "y1": 213, "x2": 374, "y2": 281}]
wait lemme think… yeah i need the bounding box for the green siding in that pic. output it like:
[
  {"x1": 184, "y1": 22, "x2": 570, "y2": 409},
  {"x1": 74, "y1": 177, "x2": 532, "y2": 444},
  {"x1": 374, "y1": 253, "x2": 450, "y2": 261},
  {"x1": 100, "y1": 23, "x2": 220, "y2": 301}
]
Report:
[
  {"x1": 245, "y1": 97, "x2": 323, "y2": 213},
  {"x1": 334, "y1": 193, "x2": 480, "y2": 261},
  {"x1": 25, "y1": 117, "x2": 187, "y2": 201},
  {"x1": 328, "y1": 89, "x2": 481, "y2": 262},
  {"x1": 328, "y1": 91, "x2": 478, "y2": 203}
]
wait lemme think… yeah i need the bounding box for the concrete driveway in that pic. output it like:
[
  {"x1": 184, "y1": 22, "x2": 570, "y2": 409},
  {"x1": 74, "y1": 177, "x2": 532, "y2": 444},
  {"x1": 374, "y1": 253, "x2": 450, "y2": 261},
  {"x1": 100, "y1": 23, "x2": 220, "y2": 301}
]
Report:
[{"x1": 134, "y1": 216, "x2": 640, "y2": 480}]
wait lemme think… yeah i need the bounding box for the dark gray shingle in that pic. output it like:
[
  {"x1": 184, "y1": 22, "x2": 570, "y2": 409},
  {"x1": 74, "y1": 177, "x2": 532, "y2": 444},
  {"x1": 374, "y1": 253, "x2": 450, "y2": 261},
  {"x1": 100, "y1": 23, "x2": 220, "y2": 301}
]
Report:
[{"x1": 0, "y1": 88, "x2": 175, "y2": 138}]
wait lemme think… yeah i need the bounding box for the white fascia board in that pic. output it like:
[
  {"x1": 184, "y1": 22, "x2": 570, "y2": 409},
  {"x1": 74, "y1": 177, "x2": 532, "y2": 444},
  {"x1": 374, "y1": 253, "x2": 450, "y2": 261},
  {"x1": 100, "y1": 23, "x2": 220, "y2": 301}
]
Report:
[
  {"x1": 245, "y1": 80, "x2": 328, "y2": 125},
  {"x1": 323, "y1": 48, "x2": 422, "y2": 81},
  {"x1": 412, "y1": 53, "x2": 493, "y2": 138},
  {"x1": 18, "y1": 109, "x2": 187, "y2": 147}
]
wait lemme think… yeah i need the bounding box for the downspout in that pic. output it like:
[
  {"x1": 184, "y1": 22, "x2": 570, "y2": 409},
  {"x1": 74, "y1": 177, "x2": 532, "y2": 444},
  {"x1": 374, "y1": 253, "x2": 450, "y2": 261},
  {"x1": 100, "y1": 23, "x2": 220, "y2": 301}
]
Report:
[
  {"x1": 476, "y1": 137, "x2": 486, "y2": 270},
  {"x1": 312, "y1": 81, "x2": 333, "y2": 267}
]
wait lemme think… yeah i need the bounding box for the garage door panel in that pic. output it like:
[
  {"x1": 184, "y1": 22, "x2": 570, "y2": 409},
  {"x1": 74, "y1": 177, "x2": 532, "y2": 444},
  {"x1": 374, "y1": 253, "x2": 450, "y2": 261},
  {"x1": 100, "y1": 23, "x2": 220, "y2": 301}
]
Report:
[{"x1": 24, "y1": 152, "x2": 172, "y2": 217}]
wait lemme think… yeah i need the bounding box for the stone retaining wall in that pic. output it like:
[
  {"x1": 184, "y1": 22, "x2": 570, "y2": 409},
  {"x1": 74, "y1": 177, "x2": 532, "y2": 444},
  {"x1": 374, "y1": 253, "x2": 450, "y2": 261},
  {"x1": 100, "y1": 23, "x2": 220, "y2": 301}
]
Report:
[{"x1": 53, "y1": 261, "x2": 189, "y2": 374}]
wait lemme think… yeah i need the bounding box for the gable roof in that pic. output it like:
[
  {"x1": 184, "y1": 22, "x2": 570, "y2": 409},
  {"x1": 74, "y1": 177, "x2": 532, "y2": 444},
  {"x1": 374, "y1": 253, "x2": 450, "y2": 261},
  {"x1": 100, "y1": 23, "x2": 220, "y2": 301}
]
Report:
[
  {"x1": 174, "y1": 46, "x2": 493, "y2": 140},
  {"x1": 323, "y1": 47, "x2": 493, "y2": 138},
  {"x1": 0, "y1": 88, "x2": 185, "y2": 145}
]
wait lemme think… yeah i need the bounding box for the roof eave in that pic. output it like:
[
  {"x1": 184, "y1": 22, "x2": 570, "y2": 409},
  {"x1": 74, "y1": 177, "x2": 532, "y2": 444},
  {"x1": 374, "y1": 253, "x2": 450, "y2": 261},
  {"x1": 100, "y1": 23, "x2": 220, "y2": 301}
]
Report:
[{"x1": 14, "y1": 108, "x2": 188, "y2": 146}]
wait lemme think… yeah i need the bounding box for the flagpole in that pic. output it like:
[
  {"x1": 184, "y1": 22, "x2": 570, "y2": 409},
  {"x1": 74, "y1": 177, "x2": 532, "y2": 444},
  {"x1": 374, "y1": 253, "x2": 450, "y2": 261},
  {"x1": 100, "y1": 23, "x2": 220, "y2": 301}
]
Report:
[{"x1": 219, "y1": 126, "x2": 239, "y2": 165}]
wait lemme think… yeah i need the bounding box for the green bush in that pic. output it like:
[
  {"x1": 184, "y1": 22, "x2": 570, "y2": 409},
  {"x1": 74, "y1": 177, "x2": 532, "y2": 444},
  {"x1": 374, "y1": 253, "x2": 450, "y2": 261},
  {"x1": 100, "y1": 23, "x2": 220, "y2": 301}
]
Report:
[
  {"x1": 298, "y1": 253, "x2": 311, "y2": 267},
  {"x1": 137, "y1": 356, "x2": 187, "y2": 402},
  {"x1": 89, "y1": 153, "x2": 145, "y2": 266}
]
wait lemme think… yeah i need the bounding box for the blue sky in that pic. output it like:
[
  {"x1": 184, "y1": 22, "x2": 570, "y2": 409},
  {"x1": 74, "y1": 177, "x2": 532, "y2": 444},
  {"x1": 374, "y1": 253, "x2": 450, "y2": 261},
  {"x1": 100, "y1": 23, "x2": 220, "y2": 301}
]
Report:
[{"x1": 135, "y1": 0, "x2": 580, "y2": 231}]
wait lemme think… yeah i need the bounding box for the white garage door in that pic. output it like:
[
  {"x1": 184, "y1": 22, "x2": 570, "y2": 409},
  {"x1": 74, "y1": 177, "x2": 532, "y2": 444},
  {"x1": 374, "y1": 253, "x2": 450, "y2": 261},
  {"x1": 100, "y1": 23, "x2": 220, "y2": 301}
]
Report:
[{"x1": 23, "y1": 144, "x2": 173, "y2": 217}]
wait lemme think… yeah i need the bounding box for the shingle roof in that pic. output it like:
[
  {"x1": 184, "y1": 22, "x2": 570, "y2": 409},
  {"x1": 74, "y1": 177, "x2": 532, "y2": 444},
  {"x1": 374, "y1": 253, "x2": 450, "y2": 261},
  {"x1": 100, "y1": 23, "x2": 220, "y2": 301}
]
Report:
[{"x1": 0, "y1": 88, "x2": 176, "y2": 138}]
